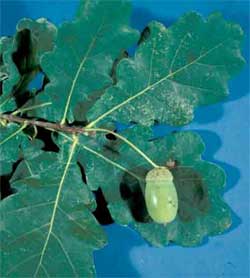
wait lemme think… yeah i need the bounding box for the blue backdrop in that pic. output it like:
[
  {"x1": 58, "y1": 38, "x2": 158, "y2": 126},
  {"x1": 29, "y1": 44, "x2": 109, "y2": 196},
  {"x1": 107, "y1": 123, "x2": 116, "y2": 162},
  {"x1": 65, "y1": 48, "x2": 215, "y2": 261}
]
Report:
[{"x1": 1, "y1": 0, "x2": 249, "y2": 277}]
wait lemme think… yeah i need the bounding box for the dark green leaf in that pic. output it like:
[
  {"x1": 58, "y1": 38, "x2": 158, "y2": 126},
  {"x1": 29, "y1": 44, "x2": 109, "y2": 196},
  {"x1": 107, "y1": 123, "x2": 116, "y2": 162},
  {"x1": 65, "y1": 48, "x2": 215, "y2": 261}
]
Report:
[
  {"x1": 0, "y1": 123, "x2": 43, "y2": 175},
  {"x1": 0, "y1": 18, "x2": 56, "y2": 113},
  {"x1": 73, "y1": 50, "x2": 129, "y2": 124},
  {"x1": 1, "y1": 135, "x2": 107, "y2": 277},
  {"x1": 0, "y1": 2, "x2": 245, "y2": 275},
  {"x1": 0, "y1": 37, "x2": 18, "y2": 112},
  {"x1": 87, "y1": 12, "x2": 245, "y2": 127},
  {"x1": 78, "y1": 127, "x2": 231, "y2": 247},
  {"x1": 32, "y1": 0, "x2": 139, "y2": 124}
]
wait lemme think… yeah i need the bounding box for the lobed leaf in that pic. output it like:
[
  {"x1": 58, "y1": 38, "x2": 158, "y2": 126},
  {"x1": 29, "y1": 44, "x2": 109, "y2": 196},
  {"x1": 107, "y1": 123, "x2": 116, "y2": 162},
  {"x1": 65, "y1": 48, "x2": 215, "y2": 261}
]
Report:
[
  {"x1": 0, "y1": 18, "x2": 56, "y2": 113},
  {"x1": 0, "y1": 135, "x2": 107, "y2": 277},
  {"x1": 87, "y1": 12, "x2": 245, "y2": 127},
  {"x1": 78, "y1": 127, "x2": 231, "y2": 247},
  {"x1": 0, "y1": 37, "x2": 19, "y2": 112},
  {"x1": 73, "y1": 50, "x2": 129, "y2": 123},
  {"x1": 0, "y1": 2, "x2": 245, "y2": 275},
  {"x1": 0, "y1": 123, "x2": 43, "y2": 176},
  {"x1": 32, "y1": 0, "x2": 139, "y2": 124}
]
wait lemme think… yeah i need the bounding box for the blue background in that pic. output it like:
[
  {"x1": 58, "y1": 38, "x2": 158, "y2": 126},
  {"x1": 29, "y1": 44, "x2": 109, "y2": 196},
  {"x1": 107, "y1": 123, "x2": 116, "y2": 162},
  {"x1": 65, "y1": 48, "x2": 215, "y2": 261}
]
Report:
[{"x1": 1, "y1": 0, "x2": 249, "y2": 277}]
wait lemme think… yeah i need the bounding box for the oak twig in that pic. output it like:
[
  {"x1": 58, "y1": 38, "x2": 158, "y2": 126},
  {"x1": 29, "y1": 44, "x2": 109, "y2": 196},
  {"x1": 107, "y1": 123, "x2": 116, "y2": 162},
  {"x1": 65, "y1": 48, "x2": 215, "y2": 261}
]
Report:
[
  {"x1": 0, "y1": 114, "x2": 86, "y2": 134},
  {"x1": 0, "y1": 113, "x2": 159, "y2": 168}
]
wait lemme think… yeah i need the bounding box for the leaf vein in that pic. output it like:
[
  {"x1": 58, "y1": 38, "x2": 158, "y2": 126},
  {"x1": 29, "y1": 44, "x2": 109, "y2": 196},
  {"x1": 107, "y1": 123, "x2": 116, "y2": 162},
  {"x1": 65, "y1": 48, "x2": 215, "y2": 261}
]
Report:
[
  {"x1": 147, "y1": 39, "x2": 156, "y2": 86},
  {"x1": 5, "y1": 223, "x2": 50, "y2": 247},
  {"x1": 60, "y1": 20, "x2": 105, "y2": 124},
  {"x1": 6, "y1": 253, "x2": 41, "y2": 276},
  {"x1": 33, "y1": 139, "x2": 78, "y2": 277},
  {"x1": 5, "y1": 201, "x2": 55, "y2": 215},
  {"x1": 87, "y1": 39, "x2": 227, "y2": 127},
  {"x1": 41, "y1": 264, "x2": 50, "y2": 278},
  {"x1": 51, "y1": 231, "x2": 78, "y2": 277},
  {"x1": 58, "y1": 206, "x2": 87, "y2": 232},
  {"x1": 169, "y1": 32, "x2": 191, "y2": 74},
  {"x1": 0, "y1": 125, "x2": 26, "y2": 146}
]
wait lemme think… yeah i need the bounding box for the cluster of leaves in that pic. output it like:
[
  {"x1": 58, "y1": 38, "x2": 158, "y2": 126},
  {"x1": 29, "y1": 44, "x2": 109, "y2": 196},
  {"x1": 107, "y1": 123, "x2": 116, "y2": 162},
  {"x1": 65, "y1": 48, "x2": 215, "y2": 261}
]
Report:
[{"x1": 0, "y1": 0, "x2": 245, "y2": 276}]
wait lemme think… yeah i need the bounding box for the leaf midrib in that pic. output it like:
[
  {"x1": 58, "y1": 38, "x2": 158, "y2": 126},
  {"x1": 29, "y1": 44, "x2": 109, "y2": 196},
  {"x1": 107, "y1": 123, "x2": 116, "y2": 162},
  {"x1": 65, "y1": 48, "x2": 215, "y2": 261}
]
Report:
[
  {"x1": 33, "y1": 138, "x2": 78, "y2": 277},
  {"x1": 0, "y1": 125, "x2": 26, "y2": 146},
  {"x1": 87, "y1": 39, "x2": 226, "y2": 127},
  {"x1": 60, "y1": 132, "x2": 142, "y2": 182},
  {"x1": 60, "y1": 20, "x2": 105, "y2": 125}
]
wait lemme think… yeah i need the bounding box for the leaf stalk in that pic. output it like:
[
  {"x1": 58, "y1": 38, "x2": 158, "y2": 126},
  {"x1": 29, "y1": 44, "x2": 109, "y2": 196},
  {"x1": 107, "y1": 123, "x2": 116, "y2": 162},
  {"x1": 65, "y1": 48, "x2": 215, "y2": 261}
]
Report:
[{"x1": 85, "y1": 127, "x2": 159, "y2": 168}]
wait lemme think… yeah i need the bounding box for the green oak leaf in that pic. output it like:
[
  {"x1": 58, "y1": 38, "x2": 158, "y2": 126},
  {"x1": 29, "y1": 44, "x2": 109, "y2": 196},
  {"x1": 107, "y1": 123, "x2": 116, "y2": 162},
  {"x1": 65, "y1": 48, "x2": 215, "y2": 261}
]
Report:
[
  {"x1": 0, "y1": 135, "x2": 107, "y2": 277},
  {"x1": 0, "y1": 37, "x2": 19, "y2": 112},
  {"x1": 0, "y1": 123, "x2": 43, "y2": 176},
  {"x1": 73, "y1": 50, "x2": 129, "y2": 124},
  {"x1": 16, "y1": 18, "x2": 57, "y2": 64},
  {"x1": 0, "y1": 2, "x2": 245, "y2": 275},
  {"x1": 78, "y1": 127, "x2": 231, "y2": 247},
  {"x1": 0, "y1": 18, "x2": 56, "y2": 113},
  {"x1": 77, "y1": 126, "x2": 152, "y2": 195},
  {"x1": 87, "y1": 12, "x2": 245, "y2": 127},
  {"x1": 32, "y1": 0, "x2": 139, "y2": 125}
]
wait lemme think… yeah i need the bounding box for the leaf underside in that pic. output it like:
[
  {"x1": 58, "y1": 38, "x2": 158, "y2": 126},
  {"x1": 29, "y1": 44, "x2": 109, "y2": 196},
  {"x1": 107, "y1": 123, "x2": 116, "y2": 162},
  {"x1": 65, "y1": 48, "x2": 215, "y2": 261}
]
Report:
[{"x1": 0, "y1": 0, "x2": 245, "y2": 277}]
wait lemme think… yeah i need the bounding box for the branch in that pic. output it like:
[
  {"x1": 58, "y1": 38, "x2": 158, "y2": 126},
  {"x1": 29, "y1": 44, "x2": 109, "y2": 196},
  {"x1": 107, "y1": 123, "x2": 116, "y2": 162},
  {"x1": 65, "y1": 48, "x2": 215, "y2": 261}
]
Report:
[
  {"x1": 0, "y1": 113, "x2": 159, "y2": 168},
  {"x1": 0, "y1": 114, "x2": 86, "y2": 134}
]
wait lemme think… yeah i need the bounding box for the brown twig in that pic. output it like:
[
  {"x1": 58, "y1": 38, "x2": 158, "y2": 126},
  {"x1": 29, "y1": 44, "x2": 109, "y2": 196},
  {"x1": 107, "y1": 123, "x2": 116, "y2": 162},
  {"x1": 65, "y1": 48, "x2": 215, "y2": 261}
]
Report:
[{"x1": 0, "y1": 114, "x2": 86, "y2": 134}]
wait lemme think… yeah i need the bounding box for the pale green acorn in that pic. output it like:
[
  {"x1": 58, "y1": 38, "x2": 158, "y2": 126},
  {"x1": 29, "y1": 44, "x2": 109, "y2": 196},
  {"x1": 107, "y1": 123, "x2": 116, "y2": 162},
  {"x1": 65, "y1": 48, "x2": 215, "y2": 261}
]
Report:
[{"x1": 145, "y1": 167, "x2": 178, "y2": 224}]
